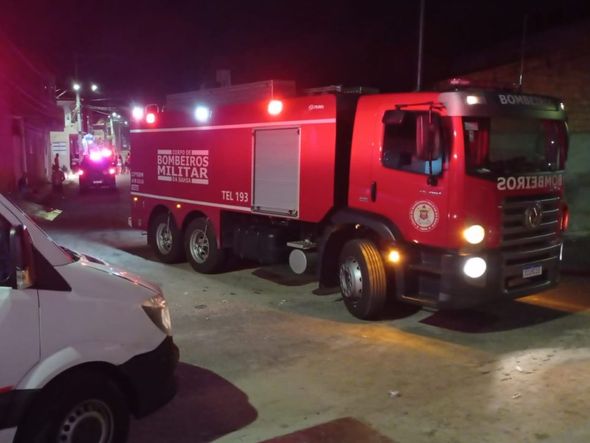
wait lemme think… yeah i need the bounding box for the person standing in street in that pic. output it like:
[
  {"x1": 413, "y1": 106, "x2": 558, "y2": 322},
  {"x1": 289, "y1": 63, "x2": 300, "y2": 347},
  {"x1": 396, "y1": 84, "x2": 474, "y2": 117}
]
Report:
[{"x1": 52, "y1": 153, "x2": 65, "y2": 191}]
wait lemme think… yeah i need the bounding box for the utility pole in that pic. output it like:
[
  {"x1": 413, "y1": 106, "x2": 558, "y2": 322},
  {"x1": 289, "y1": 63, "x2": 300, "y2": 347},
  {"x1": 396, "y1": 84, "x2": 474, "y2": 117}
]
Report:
[
  {"x1": 110, "y1": 116, "x2": 117, "y2": 153},
  {"x1": 73, "y1": 83, "x2": 82, "y2": 133},
  {"x1": 518, "y1": 14, "x2": 528, "y2": 91},
  {"x1": 416, "y1": 0, "x2": 425, "y2": 91}
]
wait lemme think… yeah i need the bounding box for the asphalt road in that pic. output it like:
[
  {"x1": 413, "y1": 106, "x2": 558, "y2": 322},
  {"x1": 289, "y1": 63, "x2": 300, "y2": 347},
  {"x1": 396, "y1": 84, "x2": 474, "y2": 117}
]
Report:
[{"x1": 30, "y1": 175, "x2": 590, "y2": 443}]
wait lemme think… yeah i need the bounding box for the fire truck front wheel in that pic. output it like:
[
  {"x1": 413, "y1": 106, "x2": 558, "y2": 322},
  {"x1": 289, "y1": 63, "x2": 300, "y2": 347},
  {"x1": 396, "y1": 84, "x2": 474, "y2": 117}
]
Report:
[
  {"x1": 184, "y1": 218, "x2": 226, "y2": 274},
  {"x1": 338, "y1": 239, "x2": 387, "y2": 320},
  {"x1": 149, "y1": 213, "x2": 185, "y2": 263}
]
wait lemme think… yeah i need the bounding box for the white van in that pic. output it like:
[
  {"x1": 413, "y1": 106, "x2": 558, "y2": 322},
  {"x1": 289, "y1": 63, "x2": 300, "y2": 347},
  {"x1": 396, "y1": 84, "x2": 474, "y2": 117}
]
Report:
[{"x1": 0, "y1": 194, "x2": 178, "y2": 443}]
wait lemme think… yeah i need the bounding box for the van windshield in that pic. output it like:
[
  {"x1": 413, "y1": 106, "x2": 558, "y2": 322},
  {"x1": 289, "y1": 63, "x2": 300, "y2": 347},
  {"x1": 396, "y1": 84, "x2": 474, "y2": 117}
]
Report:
[{"x1": 463, "y1": 117, "x2": 567, "y2": 177}]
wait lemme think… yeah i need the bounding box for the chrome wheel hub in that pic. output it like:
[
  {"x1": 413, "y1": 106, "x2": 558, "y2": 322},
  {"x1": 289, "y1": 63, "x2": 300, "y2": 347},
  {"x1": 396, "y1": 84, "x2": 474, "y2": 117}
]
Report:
[
  {"x1": 339, "y1": 257, "x2": 363, "y2": 303},
  {"x1": 189, "y1": 229, "x2": 209, "y2": 263},
  {"x1": 156, "y1": 223, "x2": 173, "y2": 254}
]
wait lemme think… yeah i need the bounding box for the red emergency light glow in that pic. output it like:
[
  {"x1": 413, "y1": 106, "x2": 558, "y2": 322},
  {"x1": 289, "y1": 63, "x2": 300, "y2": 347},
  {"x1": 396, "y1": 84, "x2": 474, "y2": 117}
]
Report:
[
  {"x1": 267, "y1": 99, "x2": 283, "y2": 116},
  {"x1": 146, "y1": 112, "x2": 156, "y2": 124},
  {"x1": 101, "y1": 148, "x2": 113, "y2": 158},
  {"x1": 89, "y1": 151, "x2": 102, "y2": 162},
  {"x1": 78, "y1": 169, "x2": 84, "y2": 176},
  {"x1": 561, "y1": 205, "x2": 569, "y2": 231},
  {"x1": 108, "y1": 167, "x2": 116, "y2": 175}
]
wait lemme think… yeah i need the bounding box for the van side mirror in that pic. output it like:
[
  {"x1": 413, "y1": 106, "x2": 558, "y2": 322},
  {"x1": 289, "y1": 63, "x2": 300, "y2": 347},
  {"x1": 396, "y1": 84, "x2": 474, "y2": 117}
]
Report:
[
  {"x1": 416, "y1": 113, "x2": 442, "y2": 161},
  {"x1": 382, "y1": 110, "x2": 406, "y2": 125},
  {"x1": 8, "y1": 225, "x2": 34, "y2": 290}
]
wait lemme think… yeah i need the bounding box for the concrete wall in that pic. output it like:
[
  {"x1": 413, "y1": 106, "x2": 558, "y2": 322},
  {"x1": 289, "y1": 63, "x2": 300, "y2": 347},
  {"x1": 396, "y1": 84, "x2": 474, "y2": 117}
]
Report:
[
  {"x1": 0, "y1": 36, "x2": 63, "y2": 194},
  {"x1": 50, "y1": 101, "x2": 78, "y2": 173}
]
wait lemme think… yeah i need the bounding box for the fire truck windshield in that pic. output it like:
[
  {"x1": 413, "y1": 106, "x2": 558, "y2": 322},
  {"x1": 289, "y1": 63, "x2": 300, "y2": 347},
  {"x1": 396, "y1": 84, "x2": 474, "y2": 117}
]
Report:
[{"x1": 463, "y1": 117, "x2": 567, "y2": 177}]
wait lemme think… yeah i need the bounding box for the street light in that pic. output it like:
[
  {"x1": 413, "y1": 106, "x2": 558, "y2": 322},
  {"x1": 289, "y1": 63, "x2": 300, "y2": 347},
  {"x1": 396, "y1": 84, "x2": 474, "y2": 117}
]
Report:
[{"x1": 72, "y1": 82, "x2": 99, "y2": 133}]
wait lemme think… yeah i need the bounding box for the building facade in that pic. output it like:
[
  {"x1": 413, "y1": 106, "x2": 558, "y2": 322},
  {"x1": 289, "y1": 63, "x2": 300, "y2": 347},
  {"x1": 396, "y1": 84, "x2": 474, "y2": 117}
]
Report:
[{"x1": 0, "y1": 35, "x2": 63, "y2": 194}]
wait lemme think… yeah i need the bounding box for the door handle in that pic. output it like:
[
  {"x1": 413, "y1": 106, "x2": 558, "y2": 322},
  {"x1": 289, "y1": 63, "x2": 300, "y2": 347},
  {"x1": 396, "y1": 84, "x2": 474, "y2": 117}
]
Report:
[{"x1": 370, "y1": 181, "x2": 377, "y2": 202}]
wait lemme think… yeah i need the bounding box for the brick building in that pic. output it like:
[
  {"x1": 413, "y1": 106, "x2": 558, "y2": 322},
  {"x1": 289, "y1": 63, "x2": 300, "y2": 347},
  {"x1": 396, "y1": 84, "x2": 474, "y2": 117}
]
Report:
[
  {"x1": 452, "y1": 20, "x2": 590, "y2": 237},
  {"x1": 0, "y1": 34, "x2": 63, "y2": 194}
]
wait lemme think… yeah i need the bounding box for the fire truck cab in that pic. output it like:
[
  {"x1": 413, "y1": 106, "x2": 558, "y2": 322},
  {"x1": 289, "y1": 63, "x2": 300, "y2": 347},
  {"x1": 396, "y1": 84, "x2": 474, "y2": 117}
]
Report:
[{"x1": 129, "y1": 84, "x2": 568, "y2": 319}]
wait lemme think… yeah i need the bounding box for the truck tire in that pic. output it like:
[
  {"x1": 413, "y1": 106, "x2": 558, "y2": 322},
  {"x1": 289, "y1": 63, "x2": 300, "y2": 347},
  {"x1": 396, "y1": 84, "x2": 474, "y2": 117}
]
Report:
[
  {"x1": 338, "y1": 239, "x2": 387, "y2": 320},
  {"x1": 184, "y1": 218, "x2": 226, "y2": 273},
  {"x1": 149, "y1": 212, "x2": 185, "y2": 263},
  {"x1": 15, "y1": 371, "x2": 129, "y2": 443}
]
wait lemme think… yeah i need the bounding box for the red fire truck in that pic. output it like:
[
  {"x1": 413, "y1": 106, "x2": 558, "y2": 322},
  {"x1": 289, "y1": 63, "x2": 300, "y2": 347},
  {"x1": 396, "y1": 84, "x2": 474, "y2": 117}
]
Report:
[{"x1": 129, "y1": 83, "x2": 568, "y2": 319}]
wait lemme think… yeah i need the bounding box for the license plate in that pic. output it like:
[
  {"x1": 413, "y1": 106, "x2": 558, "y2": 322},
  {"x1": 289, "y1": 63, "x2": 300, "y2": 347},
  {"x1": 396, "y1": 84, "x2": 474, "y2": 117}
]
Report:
[
  {"x1": 93, "y1": 180, "x2": 103, "y2": 184},
  {"x1": 523, "y1": 265, "x2": 542, "y2": 278}
]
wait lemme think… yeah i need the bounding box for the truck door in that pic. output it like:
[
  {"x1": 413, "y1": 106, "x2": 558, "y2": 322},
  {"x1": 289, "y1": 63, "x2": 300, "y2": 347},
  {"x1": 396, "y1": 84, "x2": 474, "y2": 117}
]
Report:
[
  {"x1": 370, "y1": 110, "x2": 450, "y2": 247},
  {"x1": 0, "y1": 216, "x2": 40, "y2": 394}
]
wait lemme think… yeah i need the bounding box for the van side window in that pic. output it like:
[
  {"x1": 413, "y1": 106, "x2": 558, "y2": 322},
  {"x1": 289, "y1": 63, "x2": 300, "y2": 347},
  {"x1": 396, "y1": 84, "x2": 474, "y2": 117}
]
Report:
[
  {"x1": 382, "y1": 111, "x2": 442, "y2": 175},
  {"x1": 0, "y1": 217, "x2": 10, "y2": 285}
]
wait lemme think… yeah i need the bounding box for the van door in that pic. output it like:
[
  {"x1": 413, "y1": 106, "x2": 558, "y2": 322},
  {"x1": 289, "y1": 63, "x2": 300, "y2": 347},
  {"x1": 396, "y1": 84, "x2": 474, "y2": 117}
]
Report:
[{"x1": 0, "y1": 216, "x2": 39, "y2": 394}]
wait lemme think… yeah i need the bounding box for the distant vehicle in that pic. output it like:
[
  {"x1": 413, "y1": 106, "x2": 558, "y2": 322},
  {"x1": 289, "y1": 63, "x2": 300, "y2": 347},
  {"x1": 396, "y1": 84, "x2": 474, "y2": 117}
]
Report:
[
  {"x1": 78, "y1": 149, "x2": 118, "y2": 192},
  {"x1": 0, "y1": 193, "x2": 178, "y2": 443}
]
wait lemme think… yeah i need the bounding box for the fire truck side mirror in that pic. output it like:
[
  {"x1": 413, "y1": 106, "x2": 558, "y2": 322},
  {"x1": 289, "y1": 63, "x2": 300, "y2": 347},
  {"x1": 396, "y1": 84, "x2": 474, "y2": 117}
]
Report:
[
  {"x1": 416, "y1": 113, "x2": 442, "y2": 162},
  {"x1": 382, "y1": 110, "x2": 406, "y2": 125}
]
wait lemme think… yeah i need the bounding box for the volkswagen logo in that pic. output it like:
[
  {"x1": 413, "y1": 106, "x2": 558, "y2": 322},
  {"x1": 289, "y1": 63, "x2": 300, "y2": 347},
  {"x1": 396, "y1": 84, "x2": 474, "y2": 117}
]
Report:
[{"x1": 524, "y1": 203, "x2": 543, "y2": 229}]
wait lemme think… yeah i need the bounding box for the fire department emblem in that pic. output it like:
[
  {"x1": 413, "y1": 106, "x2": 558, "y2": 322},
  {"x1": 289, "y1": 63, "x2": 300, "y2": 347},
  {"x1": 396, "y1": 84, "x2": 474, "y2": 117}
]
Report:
[{"x1": 410, "y1": 200, "x2": 439, "y2": 232}]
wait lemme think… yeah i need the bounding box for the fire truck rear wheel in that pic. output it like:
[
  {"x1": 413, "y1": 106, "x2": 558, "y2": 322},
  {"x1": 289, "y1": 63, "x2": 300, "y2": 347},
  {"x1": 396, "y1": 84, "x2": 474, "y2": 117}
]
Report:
[
  {"x1": 338, "y1": 239, "x2": 387, "y2": 320},
  {"x1": 149, "y1": 212, "x2": 185, "y2": 263},
  {"x1": 184, "y1": 218, "x2": 226, "y2": 274}
]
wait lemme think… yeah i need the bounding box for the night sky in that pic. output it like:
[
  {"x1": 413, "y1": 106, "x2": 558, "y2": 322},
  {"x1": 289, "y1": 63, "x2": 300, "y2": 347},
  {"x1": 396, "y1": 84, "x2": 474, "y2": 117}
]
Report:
[{"x1": 2, "y1": 0, "x2": 590, "y2": 102}]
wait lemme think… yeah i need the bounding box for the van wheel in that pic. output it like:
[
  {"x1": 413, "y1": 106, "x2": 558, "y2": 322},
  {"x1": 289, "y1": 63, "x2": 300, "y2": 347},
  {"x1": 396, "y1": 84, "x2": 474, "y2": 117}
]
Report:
[
  {"x1": 338, "y1": 239, "x2": 387, "y2": 320},
  {"x1": 184, "y1": 218, "x2": 226, "y2": 273},
  {"x1": 15, "y1": 371, "x2": 129, "y2": 443},
  {"x1": 149, "y1": 212, "x2": 185, "y2": 263}
]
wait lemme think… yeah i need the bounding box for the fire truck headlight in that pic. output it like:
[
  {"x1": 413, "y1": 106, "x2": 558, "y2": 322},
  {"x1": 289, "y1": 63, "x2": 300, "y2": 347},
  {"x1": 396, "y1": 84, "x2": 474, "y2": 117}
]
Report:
[
  {"x1": 463, "y1": 257, "x2": 487, "y2": 279},
  {"x1": 194, "y1": 105, "x2": 211, "y2": 123},
  {"x1": 463, "y1": 225, "x2": 485, "y2": 245}
]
